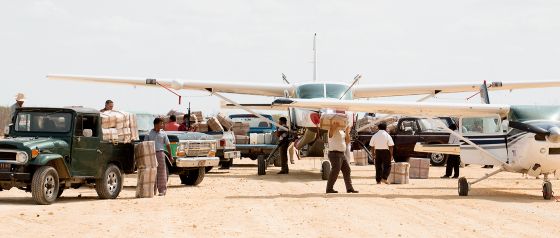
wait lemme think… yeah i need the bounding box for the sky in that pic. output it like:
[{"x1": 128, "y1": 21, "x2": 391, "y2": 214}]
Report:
[{"x1": 1, "y1": 0, "x2": 560, "y2": 115}]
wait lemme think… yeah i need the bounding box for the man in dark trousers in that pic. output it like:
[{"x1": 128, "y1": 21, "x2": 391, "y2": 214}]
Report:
[
  {"x1": 442, "y1": 124, "x2": 461, "y2": 178},
  {"x1": 326, "y1": 121, "x2": 358, "y2": 193},
  {"x1": 369, "y1": 123, "x2": 395, "y2": 184},
  {"x1": 276, "y1": 117, "x2": 290, "y2": 174}
]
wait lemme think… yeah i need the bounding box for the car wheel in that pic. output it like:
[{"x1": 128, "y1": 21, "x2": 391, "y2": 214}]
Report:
[
  {"x1": 543, "y1": 181, "x2": 553, "y2": 200},
  {"x1": 179, "y1": 167, "x2": 205, "y2": 186},
  {"x1": 95, "y1": 164, "x2": 123, "y2": 199},
  {"x1": 429, "y1": 153, "x2": 447, "y2": 166},
  {"x1": 31, "y1": 166, "x2": 59, "y2": 205}
]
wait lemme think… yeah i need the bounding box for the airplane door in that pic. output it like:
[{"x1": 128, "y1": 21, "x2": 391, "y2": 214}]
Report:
[{"x1": 459, "y1": 116, "x2": 508, "y2": 165}]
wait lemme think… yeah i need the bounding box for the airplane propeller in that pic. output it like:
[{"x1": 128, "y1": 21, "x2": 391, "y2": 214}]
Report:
[
  {"x1": 508, "y1": 120, "x2": 560, "y2": 143},
  {"x1": 508, "y1": 121, "x2": 550, "y2": 136}
]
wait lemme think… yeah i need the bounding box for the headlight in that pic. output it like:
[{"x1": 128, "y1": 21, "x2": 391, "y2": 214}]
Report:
[
  {"x1": 178, "y1": 144, "x2": 185, "y2": 152},
  {"x1": 16, "y1": 152, "x2": 29, "y2": 163}
]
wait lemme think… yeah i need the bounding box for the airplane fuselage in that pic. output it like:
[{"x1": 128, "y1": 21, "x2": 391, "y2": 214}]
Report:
[{"x1": 290, "y1": 82, "x2": 354, "y2": 128}]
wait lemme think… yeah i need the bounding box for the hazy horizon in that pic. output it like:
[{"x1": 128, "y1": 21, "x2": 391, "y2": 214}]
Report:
[{"x1": 2, "y1": 0, "x2": 560, "y2": 115}]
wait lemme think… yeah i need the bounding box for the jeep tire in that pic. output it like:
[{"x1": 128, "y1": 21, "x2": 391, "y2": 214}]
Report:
[
  {"x1": 31, "y1": 166, "x2": 60, "y2": 205},
  {"x1": 95, "y1": 164, "x2": 123, "y2": 199},
  {"x1": 179, "y1": 167, "x2": 205, "y2": 186}
]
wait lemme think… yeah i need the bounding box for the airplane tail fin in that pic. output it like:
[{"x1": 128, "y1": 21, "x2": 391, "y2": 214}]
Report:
[{"x1": 480, "y1": 80, "x2": 490, "y2": 104}]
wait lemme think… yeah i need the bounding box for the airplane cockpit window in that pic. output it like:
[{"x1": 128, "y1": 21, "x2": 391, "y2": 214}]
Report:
[
  {"x1": 295, "y1": 83, "x2": 353, "y2": 100},
  {"x1": 296, "y1": 84, "x2": 325, "y2": 99},
  {"x1": 461, "y1": 116, "x2": 501, "y2": 135},
  {"x1": 326, "y1": 84, "x2": 353, "y2": 100}
]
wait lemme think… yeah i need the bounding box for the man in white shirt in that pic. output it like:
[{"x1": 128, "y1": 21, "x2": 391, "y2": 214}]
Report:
[
  {"x1": 442, "y1": 124, "x2": 461, "y2": 178},
  {"x1": 369, "y1": 123, "x2": 395, "y2": 184},
  {"x1": 325, "y1": 121, "x2": 358, "y2": 194}
]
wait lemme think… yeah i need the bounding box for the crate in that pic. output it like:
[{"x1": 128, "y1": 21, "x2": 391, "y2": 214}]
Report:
[
  {"x1": 320, "y1": 113, "x2": 348, "y2": 130},
  {"x1": 352, "y1": 149, "x2": 368, "y2": 166},
  {"x1": 388, "y1": 162, "x2": 410, "y2": 184},
  {"x1": 208, "y1": 117, "x2": 224, "y2": 132},
  {"x1": 409, "y1": 158, "x2": 430, "y2": 179},
  {"x1": 136, "y1": 167, "x2": 157, "y2": 198}
]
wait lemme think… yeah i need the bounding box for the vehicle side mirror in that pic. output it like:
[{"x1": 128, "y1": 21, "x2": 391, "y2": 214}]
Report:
[{"x1": 83, "y1": 129, "x2": 93, "y2": 137}]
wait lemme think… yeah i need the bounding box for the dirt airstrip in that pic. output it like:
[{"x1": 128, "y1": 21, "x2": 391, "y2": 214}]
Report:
[{"x1": 1, "y1": 157, "x2": 559, "y2": 238}]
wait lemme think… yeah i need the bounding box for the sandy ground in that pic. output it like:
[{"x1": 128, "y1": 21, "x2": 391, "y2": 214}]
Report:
[{"x1": 1, "y1": 157, "x2": 560, "y2": 238}]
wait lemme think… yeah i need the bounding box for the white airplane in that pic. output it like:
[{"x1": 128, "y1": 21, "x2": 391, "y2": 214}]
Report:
[{"x1": 270, "y1": 97, "x2": 560, "y2": 200}]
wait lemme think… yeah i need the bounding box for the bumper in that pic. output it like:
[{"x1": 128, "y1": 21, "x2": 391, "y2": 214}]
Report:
[
  {"x1": 175, "y1": 157, "x2": 219, "y2": 168},
  {"x1": 0, "y1": 172, "x2": 31, "y2": 181},
  {"x1": 224, "y1": 151, "x2": 241, "y2": 160}
]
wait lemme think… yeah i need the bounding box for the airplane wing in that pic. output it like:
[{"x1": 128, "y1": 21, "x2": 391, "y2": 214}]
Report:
[
  {"x1": 47, "y1": 74, "x2": 290, "y2": 97},
  {"x1": 272, "y1": 98, "x2": 511, "y2": 117},
  {"x1": 353, "y1": 81, "x2": 560, "y2": 98}
]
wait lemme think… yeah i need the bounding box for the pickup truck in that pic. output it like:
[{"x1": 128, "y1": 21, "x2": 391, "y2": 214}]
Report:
[
  {"x1": 137, "y1": 113, "x2": 238, "y2": 171},
  {"x1": 202, "y1": 131, "x2": 239, "y2": 170},
  {"x1": 165, "y1": 132, "x2": 219, "y2": 185},
  {"x1": 0, "y1": 107, "x2": 136, "y2": 204},
  {"x1": 229, "y1": 114, "x2": 279, "y2": 162},
  {"x1": 354, "y1": 117, "x2": 454, "y2": 166}
]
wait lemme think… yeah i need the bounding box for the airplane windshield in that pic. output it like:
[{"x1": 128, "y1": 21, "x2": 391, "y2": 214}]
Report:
[
  {"x1": 296, "y1": 83, "x2": 353, "y2": 100},
  {"x1": 510, "y1": 106, "x2": 560, "y2": 122}
]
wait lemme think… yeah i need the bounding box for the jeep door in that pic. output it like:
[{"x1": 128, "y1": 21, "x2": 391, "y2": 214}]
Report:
[{"x1": 71, "y1": 114, "x2": 100, "y2": 176}]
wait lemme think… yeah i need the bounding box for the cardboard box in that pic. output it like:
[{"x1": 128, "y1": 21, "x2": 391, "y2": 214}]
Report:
[
  {"x1": 136, "y1": 167, "x2": 157, "y2": 198},
  {"x1": 207, "y1": 117, "x2": 224, "y2": 132},
  {"x1": 352, "y1": 149, "x2": 368, "y2": 166},
  {"x1": 264, "y1": 133, "x2": 272, "y2": 144},
  {"x1": 388, "y1": 162, "x2": 410, "y2": 184},
  {"x1": 409, "y1": 158, "x2": 430, "y2": 179},
  {"x1": 232, "y1": 122, "x2": 250, "y2": 136},
  {"x1": 192, "y1": 111, "x2": 203, "y2": 122},
  {"x1": 102, "y1": 128, "x2": 118, "y2": 141},
  {"x1": 235, "y1": 135, "x2": 249, "y2": 144},
  {"x1": 250, "y1": 133, "x2": 259, "y2": 145},
  {"x1": 134, "y1": 141, "x2": 158, "y2": 169},
  {"x1": 217, "y1": 113, "x2": 234, "y2": 130},
  {"x1": 195, "y1": 122, "x2": 209, "y2": 132},
  {"x1": 320, "y1": 113, "x2": 348, "y2": 130}
]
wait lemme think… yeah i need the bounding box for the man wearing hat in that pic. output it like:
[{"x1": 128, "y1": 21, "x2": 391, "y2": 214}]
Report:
[{"x1": 10, "y1": 93, "x2": 25, "y2": 119}]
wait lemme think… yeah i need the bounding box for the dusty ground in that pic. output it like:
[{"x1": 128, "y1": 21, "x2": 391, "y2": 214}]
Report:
[{"x1": 1, "y1": 157, "x2": 560, "y2": 238}]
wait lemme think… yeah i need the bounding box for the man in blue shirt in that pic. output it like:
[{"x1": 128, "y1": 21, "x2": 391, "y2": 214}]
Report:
[{"x1": 145, "y1": 118, "x2": 172, "y2": 196}]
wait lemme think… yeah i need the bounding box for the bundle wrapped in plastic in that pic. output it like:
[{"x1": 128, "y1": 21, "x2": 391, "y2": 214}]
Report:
[
  {"x1": 320, "y1": 113, "x2": 348, "y2": 130},
  {"x1": 208, "y1": 117, "x2": 224, "y2": 132}
]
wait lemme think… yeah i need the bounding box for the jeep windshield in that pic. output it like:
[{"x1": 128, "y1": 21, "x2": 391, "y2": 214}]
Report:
[{"x1": 15, "y1": 111, "x2": 72, "y2": 133}]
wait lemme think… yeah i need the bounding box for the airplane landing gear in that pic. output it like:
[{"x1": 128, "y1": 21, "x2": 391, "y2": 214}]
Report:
[
  {"x1": 321, "y1": 160, "x2": 331, "y2": 180},
  {"x1": 543, "y1": 181, "x2": 553, "y2": 200},
  {"x1": 458, "y1": 177, "x2": 469, "y2": 196}
]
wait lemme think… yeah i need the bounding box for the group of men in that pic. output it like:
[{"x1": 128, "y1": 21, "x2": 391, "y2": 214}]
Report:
[{"x1": 324, "y1": 121, "x2": 462, "y2": 194}]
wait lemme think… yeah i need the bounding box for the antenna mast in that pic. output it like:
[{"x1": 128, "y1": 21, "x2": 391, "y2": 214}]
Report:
[{"x1": 313, "y1": 33, "x2": 317, "y2": 82}]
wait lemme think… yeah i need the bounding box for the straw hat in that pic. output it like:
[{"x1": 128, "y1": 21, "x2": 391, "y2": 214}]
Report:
[{"x1": 14, "y1": 93, "x2": 26, "y2": 102}]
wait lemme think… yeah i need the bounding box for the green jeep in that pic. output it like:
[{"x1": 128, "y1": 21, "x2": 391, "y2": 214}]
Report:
[{"x1": 0, "y1": 107, "x2": 135, "y2": 205}]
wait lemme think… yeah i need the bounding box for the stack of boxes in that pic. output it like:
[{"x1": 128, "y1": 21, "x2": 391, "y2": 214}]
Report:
[
  {"x1": 134, "y1": 141, "x2": 158, "y2": 198},
  {"x1": 100, "y1": 110, "x2": 139, "y2": 143}
]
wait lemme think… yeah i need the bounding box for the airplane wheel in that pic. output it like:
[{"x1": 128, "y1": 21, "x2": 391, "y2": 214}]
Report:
[
  {"x1": 543, "y1": 181, "x2": 553, "y2": 200},
  {"x1": 321, "y1": 160, "x2": 331, "y2": 180},
  {"x1": 458, "y1": 177, "x2": 469, "y2": 196},
  {"x1": 257, "y1": 155, "x2": 267, "y2": 176}
]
